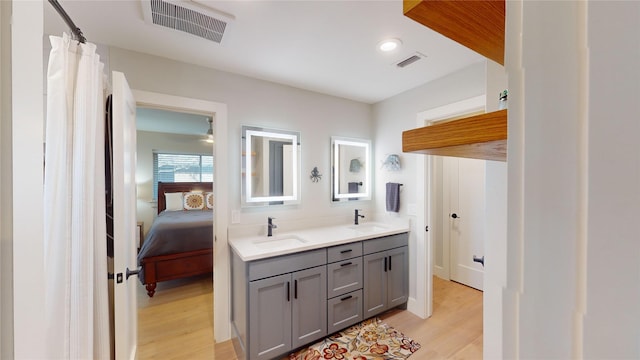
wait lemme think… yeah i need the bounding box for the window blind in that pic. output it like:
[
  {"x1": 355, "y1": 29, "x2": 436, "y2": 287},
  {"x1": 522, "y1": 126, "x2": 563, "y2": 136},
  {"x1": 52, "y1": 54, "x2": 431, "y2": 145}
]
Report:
[{"x1": 153, "y1": 152, "x2": 214, "y2": 199}]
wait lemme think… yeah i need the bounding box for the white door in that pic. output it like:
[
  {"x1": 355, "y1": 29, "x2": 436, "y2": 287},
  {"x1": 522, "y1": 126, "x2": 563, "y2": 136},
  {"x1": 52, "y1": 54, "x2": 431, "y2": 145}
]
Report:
[
  {"x1": 445, "y1": 157, "x2": 485, "y2": 290},
  {"x1": 111, "y1": 71, "x2": 138, "y2": 360}
]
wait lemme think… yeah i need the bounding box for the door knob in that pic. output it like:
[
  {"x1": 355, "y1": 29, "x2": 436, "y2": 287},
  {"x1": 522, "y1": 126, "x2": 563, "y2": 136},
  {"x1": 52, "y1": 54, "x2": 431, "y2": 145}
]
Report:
[{"x1": 451, "y1": 213, "x2": 460, "y2": 219}]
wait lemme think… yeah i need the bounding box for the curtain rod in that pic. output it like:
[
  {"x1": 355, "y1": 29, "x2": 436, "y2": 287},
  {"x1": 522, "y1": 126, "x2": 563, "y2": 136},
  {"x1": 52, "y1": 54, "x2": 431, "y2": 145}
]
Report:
[{"x1": 48, "y1": 0, "x2": 86, "y2": 44}]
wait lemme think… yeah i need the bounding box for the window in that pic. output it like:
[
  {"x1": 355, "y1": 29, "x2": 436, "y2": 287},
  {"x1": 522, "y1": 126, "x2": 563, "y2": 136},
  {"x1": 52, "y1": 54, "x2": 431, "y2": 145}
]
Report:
[{"x1": 153, "y1": 152, "x2": 214, "y2": 199}]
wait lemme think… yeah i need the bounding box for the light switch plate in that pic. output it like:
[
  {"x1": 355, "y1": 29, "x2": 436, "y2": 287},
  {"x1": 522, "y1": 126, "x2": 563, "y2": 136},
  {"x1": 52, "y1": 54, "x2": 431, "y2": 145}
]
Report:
[
  {"x1": 231, "y1": 210, "x2": 240, "y2": 224},
  {"x1": 407, "y1": 203, "x2": 417, "y2": 216}
]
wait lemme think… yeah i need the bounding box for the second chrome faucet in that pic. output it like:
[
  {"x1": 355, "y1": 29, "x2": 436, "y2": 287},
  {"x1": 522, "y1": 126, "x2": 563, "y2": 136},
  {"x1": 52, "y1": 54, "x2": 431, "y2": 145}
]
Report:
[{"x1": 354, "y1": 209, "x2": 364, "y2": 225}]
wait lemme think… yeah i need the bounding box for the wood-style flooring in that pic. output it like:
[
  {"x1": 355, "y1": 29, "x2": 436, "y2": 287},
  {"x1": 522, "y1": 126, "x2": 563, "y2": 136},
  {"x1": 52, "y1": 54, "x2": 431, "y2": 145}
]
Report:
[{"x1": 137, "y1": 275, "x2": 482, "y2": 359}]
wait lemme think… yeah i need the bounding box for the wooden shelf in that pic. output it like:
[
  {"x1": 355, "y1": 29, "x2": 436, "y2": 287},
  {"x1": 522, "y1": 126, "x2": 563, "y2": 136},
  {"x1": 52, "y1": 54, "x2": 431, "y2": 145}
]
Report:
[
  {"x1": 403, "y1": 0, "x2": 505, "y2": 65},
  {"x1": 402, "y1": 110, "x2": 507, "y2": 161}
]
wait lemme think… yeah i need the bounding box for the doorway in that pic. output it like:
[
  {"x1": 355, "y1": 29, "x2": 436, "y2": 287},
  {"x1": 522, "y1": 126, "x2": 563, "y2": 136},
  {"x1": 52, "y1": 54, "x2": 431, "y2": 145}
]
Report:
[
  {"x1": 132, "y1": 90, "x2": 230, "y2": 349},
  {"x1": 134, "y1": 106, "x2": 216, "y2": 357},
  {"x1": 411, "y1": 95, "x2": 486, "y2": 320},
  {"x1": 442, "y1": 156, "x2": 485, "y2": 291}
]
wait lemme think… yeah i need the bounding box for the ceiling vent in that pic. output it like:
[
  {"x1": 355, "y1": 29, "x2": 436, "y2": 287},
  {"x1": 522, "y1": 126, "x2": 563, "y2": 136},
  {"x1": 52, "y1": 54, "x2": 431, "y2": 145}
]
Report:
[
  {"x1": 141, "y1": 0, "x2": 234, "y2": 43},
  {"x1": 395, "y1": 52, "x2": 427, "y2": 68}
]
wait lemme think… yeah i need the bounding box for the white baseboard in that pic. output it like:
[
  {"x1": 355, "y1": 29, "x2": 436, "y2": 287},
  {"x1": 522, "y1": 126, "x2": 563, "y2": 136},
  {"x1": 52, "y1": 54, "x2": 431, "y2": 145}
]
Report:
[
  {"x1": 433, "y1": 265, "x2": 448, "y2": 280},
  {"x1": 407, "y1": 297, "x2": 429, "y2": 319}
]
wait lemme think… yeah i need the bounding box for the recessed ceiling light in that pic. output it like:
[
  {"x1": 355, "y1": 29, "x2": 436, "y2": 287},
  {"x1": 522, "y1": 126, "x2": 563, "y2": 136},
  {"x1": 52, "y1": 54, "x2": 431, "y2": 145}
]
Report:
[{"x1": 378, "y1": 38, "x2": 402, "y2": 52}]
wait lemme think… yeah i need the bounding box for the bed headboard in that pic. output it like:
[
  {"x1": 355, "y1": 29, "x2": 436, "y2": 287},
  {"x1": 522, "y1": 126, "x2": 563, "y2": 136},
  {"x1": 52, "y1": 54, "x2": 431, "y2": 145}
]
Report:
[{"x1": 157, "y1": 182, "x2": 213, "y2": 214}]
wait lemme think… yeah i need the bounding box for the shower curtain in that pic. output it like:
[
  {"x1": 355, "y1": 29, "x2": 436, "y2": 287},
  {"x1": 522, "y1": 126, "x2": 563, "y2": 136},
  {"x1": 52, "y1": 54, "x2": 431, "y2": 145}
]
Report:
[{"x1": 44, "y1": 33, "x2": 110, "y2": 359}]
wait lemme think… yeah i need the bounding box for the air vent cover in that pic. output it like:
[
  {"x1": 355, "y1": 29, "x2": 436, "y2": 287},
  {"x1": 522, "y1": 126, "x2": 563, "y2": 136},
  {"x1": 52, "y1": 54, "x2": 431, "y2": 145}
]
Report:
[
  {"x1": 147, "y1": 0, "x2": 228, "y2": 43},
  {"x1": 395, "y1": 52, "x2": 427, "y2": 68}
]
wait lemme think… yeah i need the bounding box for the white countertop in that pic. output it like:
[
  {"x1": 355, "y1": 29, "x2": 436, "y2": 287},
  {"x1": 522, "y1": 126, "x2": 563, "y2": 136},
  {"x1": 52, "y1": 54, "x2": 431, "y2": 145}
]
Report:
[{"x1": 229, "y1": 219, "x2": 410, "y2": 261}]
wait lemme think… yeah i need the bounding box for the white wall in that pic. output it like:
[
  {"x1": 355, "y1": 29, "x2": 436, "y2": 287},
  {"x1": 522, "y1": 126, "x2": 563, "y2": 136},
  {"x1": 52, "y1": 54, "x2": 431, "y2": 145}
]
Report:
[
  {"x1": 372, "y1": 61, "x2": 485, "y2": 302},
  {"x1": 483, "y1": 60, "x2": 508, "y2": 359},
  {"x1": 583, "y1": 1, "x2": 640, "y2": 357},
  {"x1": 135, "y1": 130, "x2": 213, "y2": 235},
  {"x1": 507, "y1": 2, "x2": 583, "y2": 356},
  {"x1": 109, "y1": 47, "x2": 374, "y2": 229},
  {"x1": 505, "y1": 1, "x2": 640, "y2": 358},
  {"x1": 1, "y1": 0, "x2": 47, "y2": 358},
  {"x1": 0, "y1": 1, "x2": 11, "y2": 357}
]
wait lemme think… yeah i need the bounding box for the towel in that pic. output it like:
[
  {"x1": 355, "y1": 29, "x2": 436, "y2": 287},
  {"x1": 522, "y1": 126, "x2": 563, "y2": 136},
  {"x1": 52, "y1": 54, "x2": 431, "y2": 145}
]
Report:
[
  {"x1": 348, "y1": 182, "x2": 360, "y2": 201},
  {"x1": 348, "y1": 182, "x2": 360, "y2": 193},
  {"x1": 386, "y1": 182, "x2": 401, "y2": 212}
]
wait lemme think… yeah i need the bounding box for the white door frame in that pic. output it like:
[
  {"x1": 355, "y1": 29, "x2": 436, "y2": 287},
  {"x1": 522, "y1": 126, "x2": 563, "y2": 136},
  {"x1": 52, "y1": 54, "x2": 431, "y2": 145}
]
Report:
[
  {"x1": 412, "y1": 95, "x2": 485, "y2": 319},
  {"x1": 132, "y1": 90, "x2": 231, "y2": 341}
]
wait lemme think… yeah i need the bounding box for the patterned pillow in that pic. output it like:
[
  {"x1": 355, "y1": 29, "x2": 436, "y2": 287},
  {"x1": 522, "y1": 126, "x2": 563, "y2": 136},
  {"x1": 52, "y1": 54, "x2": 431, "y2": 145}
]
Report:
[
  {"x1": 183, "y1": 192, "x2": 205, "y2": 210},
  {"x1": 164, "y1": 192, "x2": 184, "y2": 211},
  {"x1": 205, "y1": 192, "x2": 214, "y2": 210}
]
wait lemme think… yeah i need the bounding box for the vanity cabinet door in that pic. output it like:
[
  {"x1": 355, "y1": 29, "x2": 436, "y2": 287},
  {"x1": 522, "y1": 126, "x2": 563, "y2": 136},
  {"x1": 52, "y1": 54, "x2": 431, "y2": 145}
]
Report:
[
  {"x1": 363, "y1": 251, "x2": 388, "y2": 318},
  {"x1": 249, "y1": 274, "x2": 292, "y2": 360},
  {"x1": 387, "y1": 246, "x2": 408, "y2": 309},
  {"x1": 291, "y1": 266, "x2": 327, "y2": 349},
  {"x1": 363, "y1": 246, "x2": 409, "y2": 318}
]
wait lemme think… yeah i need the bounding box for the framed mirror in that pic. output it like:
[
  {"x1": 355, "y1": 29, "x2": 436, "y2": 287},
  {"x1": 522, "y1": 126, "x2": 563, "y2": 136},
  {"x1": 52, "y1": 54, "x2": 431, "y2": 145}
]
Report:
[
  {"x1": 331, "y1": 136, "x2": 371, "y2": 202},
  {"x1": 242, "y1": 125, "x2": 300, "y2": 207}
]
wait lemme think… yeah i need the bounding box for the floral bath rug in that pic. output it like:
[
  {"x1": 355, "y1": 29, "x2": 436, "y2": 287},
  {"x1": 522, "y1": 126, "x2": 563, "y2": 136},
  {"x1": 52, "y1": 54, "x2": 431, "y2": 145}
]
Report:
[{"x1": 287, "y1": 317, "x2": 421, "y2": 360}]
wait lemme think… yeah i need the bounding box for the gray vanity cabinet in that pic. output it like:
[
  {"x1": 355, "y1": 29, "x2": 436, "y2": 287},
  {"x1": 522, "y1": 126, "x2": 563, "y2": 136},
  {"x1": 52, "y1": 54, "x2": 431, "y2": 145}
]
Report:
[
  {"x1": 363, "y1": 233, "x2": 408, "y2": 318},
  {"x1": 236, "y1": 248, "x2": 327, "y2": 360},
  {"x1": 231, "y1": 232, "x2": 408, "y2": 360}
]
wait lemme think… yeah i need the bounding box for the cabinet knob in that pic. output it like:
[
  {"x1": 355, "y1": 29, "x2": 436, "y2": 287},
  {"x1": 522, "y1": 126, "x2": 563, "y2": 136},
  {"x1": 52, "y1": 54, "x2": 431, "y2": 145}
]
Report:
[{"x1": 451, "y1": 213, "x2": 460, "y2": 219}]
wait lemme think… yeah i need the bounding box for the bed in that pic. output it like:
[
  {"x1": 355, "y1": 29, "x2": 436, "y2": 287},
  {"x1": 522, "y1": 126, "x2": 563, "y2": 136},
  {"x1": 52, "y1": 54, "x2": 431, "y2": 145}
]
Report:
[{"x1": 137, "y1": 181, "x2": 214, "y2": 297}]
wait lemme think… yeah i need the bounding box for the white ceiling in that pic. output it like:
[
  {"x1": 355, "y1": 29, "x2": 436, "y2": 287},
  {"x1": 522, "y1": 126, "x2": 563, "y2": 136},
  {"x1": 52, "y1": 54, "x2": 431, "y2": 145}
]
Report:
[
  {"x1": 43, "y1": 0, "x2": 484, "y2": 107},
  {"x1": 136, "y1": 107, "x2": 211, "y2": 135}
]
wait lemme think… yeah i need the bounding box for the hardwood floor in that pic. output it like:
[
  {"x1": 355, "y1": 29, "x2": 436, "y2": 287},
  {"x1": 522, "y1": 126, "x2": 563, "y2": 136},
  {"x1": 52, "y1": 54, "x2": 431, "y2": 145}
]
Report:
[
  {"x1": 136, "y1": 275, "x2": 482, "y2": 359},
  {"x1": 137, "y1": 274, "x2": 217, "y2": 359},
  {"x1": 381, "y1": 276, "x2": 483, "y2": 359}
]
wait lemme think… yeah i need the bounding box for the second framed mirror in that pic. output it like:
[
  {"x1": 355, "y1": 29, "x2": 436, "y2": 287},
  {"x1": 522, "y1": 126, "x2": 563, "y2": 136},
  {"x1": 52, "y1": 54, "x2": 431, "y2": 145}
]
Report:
[{"x1": 331, "y1": 136, "x2": 371, "y2": 202}]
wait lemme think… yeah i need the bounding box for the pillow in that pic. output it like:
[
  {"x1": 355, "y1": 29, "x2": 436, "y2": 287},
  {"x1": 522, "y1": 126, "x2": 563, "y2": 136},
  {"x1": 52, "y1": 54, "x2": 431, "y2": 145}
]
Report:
[
  {"x1": 205, "y1": 192, "x2": 214, "y2": 210},
  {"x1": 164, "y1": 192, "x2": 184, "y2": 211},
  {"x1": 183, "y1": 192, "x2": 205, "y2": 210}
]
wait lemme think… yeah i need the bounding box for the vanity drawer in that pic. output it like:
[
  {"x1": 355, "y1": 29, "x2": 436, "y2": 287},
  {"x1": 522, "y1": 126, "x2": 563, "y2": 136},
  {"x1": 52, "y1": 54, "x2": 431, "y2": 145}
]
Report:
[
  {"x1": 363, "y1": 233, "x2": 408, "y2": 255},
  {"x1": 327, "y1": 289, "x2": 363, "y2": 334},
  {"x1": 248, "y1": 248, "x2": 326, "y2": 281},
  {"x1": 327, "y1": 242, "x2": 362, "y2": 263},
  {"x1": 327, "y1": 257, "x2": 363, "y2": 298}
]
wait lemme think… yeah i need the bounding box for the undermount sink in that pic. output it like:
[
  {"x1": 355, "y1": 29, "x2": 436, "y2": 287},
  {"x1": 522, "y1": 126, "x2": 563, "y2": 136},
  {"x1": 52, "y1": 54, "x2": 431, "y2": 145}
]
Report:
[
  {"x1": 348, "y1": 222, "x2": 390, "y2": 233},
  {"x1": 252, "y1": 234, "x2": 308, "y2": 248}
]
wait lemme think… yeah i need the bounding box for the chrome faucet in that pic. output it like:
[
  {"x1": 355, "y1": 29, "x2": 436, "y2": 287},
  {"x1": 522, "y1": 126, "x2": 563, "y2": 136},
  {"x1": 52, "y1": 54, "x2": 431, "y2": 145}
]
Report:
[
  {"x1": 267, "y1": 217, "x2": 277, "y2": 237},
  {"x1": 354, "y1": 209, "x2": 365, "y2": 225}
]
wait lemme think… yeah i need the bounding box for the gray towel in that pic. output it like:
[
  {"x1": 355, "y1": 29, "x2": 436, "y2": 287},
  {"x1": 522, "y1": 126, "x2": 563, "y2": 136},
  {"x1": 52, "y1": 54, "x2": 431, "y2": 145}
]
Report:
[
  {"x1": 386, "y1": 182, "x2": 401, "y2": 212},
  {"x1": 348, "y1": 182, "x2": 360, "y2": 193},
  {"x1": 348, "y1": 182, "x2": 360, "y2": 201}
]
